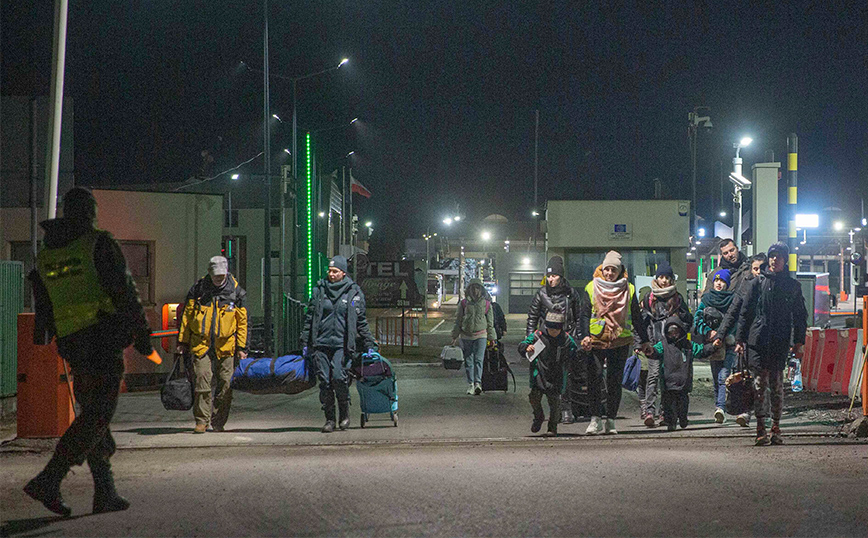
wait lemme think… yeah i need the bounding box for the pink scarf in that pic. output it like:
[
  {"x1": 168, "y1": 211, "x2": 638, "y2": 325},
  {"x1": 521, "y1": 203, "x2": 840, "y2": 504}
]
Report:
[{"x1": 593, "y1": 277, "x2": 630, "y2": 337}]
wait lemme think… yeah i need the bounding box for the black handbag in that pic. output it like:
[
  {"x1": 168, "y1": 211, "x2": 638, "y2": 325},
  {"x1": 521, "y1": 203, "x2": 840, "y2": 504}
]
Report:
[
  {"x1": 160, "y1": 354, "x2": 193, "y2": 411},
  {"x1": 724, "y1": 350, "x2": 754, "y2": 416}
]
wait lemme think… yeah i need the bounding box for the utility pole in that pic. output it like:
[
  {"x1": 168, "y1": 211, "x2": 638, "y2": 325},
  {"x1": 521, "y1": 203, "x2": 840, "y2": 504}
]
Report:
[{"x1": 261, "y1": 0, "x2": 273, "y2": 354}]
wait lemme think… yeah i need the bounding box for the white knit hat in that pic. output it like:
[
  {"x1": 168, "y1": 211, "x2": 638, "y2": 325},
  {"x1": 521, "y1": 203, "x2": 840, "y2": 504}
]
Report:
[{"x1": 602, "y1": 250, "x2": 622, "y2": 270}]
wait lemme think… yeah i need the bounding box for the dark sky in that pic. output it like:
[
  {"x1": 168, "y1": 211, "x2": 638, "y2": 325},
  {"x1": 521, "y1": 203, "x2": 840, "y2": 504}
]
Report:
[{"x1": 4, "y1": 2, "x2": 868, "y2": 255}]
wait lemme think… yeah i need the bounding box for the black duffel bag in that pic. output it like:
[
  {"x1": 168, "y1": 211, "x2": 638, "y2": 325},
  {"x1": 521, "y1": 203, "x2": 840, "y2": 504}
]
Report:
[
  {"x1": 161, "y1": 354, "x2": 193, "y2": 411},
  {"x1": 725, "y1": 352, "x2": 754, "y2": 416}
]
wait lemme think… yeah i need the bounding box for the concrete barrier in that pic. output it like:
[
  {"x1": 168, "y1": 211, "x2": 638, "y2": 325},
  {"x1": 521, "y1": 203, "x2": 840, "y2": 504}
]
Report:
[{"x1": 809, "y1": 329, "x2": 838, "y2": 392}]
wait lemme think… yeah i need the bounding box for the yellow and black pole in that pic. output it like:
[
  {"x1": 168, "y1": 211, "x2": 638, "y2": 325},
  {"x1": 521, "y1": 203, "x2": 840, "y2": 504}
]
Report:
[{"x1": 788, "y1": 134, "x2": 798, "y2": 276}]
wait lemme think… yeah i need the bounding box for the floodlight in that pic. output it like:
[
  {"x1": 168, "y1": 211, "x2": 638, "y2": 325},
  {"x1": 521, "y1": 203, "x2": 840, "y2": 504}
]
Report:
[
  {"x1": 231, "y1": 174, "x2": 240, "y2": 180},
  {"x1": 834, "y1": 221, "x2": 844, "y2": 231},
  {"x1": 795, "y1": 214, "x2": 819, "y2": 228}
]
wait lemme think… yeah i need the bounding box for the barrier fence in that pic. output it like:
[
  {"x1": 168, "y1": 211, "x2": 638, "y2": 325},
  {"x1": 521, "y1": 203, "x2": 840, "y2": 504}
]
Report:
[{"x1": 799, "y1": 297, "x2": 867, "y2": 416}]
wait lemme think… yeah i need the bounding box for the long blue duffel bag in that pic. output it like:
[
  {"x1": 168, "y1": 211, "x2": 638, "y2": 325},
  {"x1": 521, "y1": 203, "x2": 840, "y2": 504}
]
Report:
[{"x1": 230, "y1": 354, "x2": 315, "y2": 395}]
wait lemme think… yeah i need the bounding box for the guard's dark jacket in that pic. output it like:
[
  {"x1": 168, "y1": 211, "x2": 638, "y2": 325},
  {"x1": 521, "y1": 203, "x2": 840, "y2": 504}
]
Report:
[
  {"x1": 526, "y1": 279, "x2": 589, "y2": 340},
  {"x1": 736, "y1": 267, "x2": 808, "y2": 371},
  {"x1": 301, "y1": 277, "x2": 376, "y2": 353}
]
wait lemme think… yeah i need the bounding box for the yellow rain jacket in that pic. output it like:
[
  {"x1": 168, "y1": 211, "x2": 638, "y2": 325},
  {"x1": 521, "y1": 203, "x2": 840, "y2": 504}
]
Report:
[{"x1": 179, "y1": 274, "x2": 248, "y2": 358}]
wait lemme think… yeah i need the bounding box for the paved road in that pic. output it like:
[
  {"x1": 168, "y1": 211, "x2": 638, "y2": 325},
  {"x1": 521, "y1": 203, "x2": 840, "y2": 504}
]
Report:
[{"x1": 3, "y1": 437, "x2": 866, "y2": 537}]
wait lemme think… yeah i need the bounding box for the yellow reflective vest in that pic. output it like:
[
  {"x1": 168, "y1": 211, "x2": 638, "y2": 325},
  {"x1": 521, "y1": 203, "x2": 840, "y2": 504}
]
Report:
[
  {"x1": 585, "y1": 281, "x2": 635, "y2": 340},
  {"x1": 36, "y1": 229, "x2": 116, "y2": 338}
]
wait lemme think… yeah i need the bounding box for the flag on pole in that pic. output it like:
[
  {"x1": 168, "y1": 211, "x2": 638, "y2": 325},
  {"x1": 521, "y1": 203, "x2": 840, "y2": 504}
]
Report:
[{"x1": 350, "y1": 172, "x2": 372, "y2": 198}]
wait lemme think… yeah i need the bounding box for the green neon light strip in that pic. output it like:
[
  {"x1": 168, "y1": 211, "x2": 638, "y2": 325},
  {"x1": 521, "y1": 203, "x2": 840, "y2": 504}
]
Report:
[{"x1": 306, "y1": 133, "x2": 312, "y2": 298}]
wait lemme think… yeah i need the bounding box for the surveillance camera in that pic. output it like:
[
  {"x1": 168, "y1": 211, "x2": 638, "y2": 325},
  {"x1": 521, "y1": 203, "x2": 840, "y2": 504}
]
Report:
[{"x1": 728, "y1": 172, "x2": 751, "y2": 188}]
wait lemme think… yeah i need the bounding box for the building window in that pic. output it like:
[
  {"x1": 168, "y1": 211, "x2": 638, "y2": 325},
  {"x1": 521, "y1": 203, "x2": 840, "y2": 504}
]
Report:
[
  {"x1": 224, "y1": 209, "x2": 239, "y2": 228},
  {"x1": 119, "y1": 241, "x2": 156, "y2": 306},
  {"x1": 509, "y1": 272, "x2": 544, "y2": 296}
]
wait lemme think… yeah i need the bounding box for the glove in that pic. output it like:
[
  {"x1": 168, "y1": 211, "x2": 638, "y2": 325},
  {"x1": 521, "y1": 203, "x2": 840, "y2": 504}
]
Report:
[
  {"x1": 367, "y1": 348, "x2": 377, "y2": 356},
  {"x1": 302, "y1": 346, "x2": 308, "y2": 357},
  {"x1": 133, "y1": 326, "x2": 153, "y2": 356}
]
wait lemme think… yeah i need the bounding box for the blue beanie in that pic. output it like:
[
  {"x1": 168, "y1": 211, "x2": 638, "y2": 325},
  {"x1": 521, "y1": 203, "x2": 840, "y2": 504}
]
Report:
[
  {"x1": 655, "y1": 263, "x2": 675, "y2": 279},
  {"x1": 712, "y1": 268, "x2": 732, "y2": 287}
]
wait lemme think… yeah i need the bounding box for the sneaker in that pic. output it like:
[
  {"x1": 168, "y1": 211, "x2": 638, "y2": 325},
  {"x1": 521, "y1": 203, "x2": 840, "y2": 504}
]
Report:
[
  {"x1": 667, "y1": 422, "x2": 677, "y2": 432},
  {"x1": 561, "y1": 410, "x2": 575, "y2": 424},
  {"x1": 467, "y1": 384, "x2": 475, "y2": 395},
  {"x1": 755, "y1": 425, "x2": 769, "y2": 446},
  {"x1": 643, "y1": 414, "x2": 656, "y2": 428},
  {"x1": 531, "y1": 416, "x2": 544, "y2": 433},
  {"x1": 211, "y1": 424, "x2": 225, "y2": 432},
  {"x1": 604, "y1": 418, "x2": 618, "y2": 435},
  {"x1": 736, "y1": 413, "x2": 750, "y2": 427},
  {"x1": 474, "y1": 383, "x2": 482, "y2": 395},
  {"x1": 714, "y1": 408, "x2": 726, "y2": 424},
  {"x1": 585, "y1": 416, "x2": 603, "y2": 435},
  {"x1": 321, "y1": 420, "x2": 336, "y2": 433},
  {"x1": 770, "y1": 425, "x2": 784, "y2": 445},
  {"x1": 193, "y1": 423, "x2": 207, "y2": 434},
  {"x1": 679, "y1": 417, "x2": 689, "y2": 429},
  {"x1": 544, "y1": 422, "x2": 558, "y2": 437}
]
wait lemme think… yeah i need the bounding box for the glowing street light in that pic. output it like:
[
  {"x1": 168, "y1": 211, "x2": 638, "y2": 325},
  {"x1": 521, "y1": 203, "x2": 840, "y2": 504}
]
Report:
[
  {"x1": 443, "y1": 217, "x2": 453, "y2": 226},
  {"x1": 480, "y1": 231, "x2": 492, "y2": 241},
  {"x1": 365, "y1": 221, "x2": 373, "y2": 228},
  {"x1": 834, "y1": 221, "x2": 845, "y2": 231},
  {"x1": 231, "y1": 174, "x2": 240, "y2": 180}
]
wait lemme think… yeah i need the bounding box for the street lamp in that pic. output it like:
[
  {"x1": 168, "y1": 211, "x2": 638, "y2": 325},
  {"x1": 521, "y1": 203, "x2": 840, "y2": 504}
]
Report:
[
  {"x1": 688, "y1": 107, "x2": 713, "y2": 235},
  {"x1": 729, "y1": 136, "x2": 753, "y2": 249},
  {"x1": 480, "y1": 231, "x2": 491, "y2": 241}
]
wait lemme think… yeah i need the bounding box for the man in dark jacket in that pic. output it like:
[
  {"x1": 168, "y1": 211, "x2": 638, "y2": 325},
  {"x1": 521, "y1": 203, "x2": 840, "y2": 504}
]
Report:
[
  {"x1": 25, "y1": 187, "x2": 153, "y2": 516},
  {"x1": 301, "y1": 255, "x2": 377, "y2": 433},
  {"x1": 702, "y1": 238, "x2": 752, "y2": 296},
  {"x1": 734, "y1": 242, "x2": 807, "y2": 446},
  {"x1": 525, "y1": 256, "x2": 589, "y2": 423}
]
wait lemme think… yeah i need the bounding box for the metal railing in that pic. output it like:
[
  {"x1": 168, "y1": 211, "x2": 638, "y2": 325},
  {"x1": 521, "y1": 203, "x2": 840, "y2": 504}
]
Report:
[{"x1": 281, "y1": 294, "x2": 307, "y2": 356}]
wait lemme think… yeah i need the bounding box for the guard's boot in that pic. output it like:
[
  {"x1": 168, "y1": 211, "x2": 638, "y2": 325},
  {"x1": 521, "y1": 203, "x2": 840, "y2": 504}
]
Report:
[
  {"x1": 335, "y1": 381, "x2": 351, "y2": 431},
  {"x1": 90, "y1": 460, "x2": 130, "y2": 514},
  {"x1": 320, "y1": 385, "x2": 337, "y2": 433},
  {"x1": 23, "y1": 456, "x2": 71, "y2": 517}
]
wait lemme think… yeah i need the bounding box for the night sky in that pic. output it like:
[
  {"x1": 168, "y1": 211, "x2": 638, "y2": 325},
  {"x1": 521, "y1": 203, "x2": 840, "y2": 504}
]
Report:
[{"x1": 4, "y1": 2, "x2": 867, "y2": 256}]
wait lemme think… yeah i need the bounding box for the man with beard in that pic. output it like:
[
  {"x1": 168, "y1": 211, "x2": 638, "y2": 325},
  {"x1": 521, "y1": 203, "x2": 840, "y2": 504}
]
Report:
[{"x1": 703, "y1": 239, "x2": 751, "y2": 296}]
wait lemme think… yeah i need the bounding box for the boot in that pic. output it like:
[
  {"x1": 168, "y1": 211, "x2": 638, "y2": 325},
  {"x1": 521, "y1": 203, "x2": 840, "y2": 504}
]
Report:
[
  {"x1": 755, "y1": 420, "x2": 770, "y2": 446},
  {"x1": 320, "y1": 385, "x2": 337, "y2": 433},
  {"x1": 335, "y1": 382, "x2": 351, "y2": 431},
  {"x1": 529, "y1": 391, "x2": 545, "y2": 433},
  {"x1": 560, "y1": 409, "x2": 574, "y2": 424},
  {"x1": 91, "y1": 461, "x2": 130, "y2": 514},
  {"x1": 770, "y1": 423, "x2": 784, "y2": 445},
  {"x1": 23, "y1": 457, "x2": 71, "y2": 517},
  {"x1": 545, "y1": 395, "x2": 560, "y2": 437}
]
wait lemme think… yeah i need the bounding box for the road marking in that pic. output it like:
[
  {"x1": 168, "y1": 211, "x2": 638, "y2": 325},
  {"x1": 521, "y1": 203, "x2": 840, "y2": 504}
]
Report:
[{"x1": 429, "y1": 320, "x2": 445, "y2": 333}]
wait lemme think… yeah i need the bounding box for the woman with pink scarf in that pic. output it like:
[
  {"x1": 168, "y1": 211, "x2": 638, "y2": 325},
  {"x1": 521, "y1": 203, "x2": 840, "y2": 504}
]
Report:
[{"x1": 580, "y1": 250, "x2": 651, "y2": 435}]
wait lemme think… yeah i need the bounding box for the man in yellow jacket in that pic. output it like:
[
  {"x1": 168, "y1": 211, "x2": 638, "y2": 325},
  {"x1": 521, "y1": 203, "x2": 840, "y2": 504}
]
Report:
[{"x1": 178, "y1": 256, "x2": 248, "y2": 433}]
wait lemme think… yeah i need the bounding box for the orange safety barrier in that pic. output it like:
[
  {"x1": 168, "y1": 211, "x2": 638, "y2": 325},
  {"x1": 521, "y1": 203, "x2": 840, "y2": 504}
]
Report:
[
  {"x1": 863, "y1": 297, "x2": 867, "y2": 416},
  {"x1": 16, "y1": 313, "x2": 75, "y2": 438},
  {"x1": 802, "y1": 329, "x2": 819, "y2": 387},
  {"x1": 815, "y1": 329, "x2": 838, "y2": 393},
  {"x1": 831, "y1": 329, "x2": 859, "y2": 396}
]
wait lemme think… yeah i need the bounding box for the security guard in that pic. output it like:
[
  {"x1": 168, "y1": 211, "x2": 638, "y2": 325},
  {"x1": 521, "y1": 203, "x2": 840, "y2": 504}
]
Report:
[
  {"x1": 177, "y1": 256, "x2": 248, "y2": 433},
  {"x1": 25, "y1": 187, "x2": 153, "y2": 516}
]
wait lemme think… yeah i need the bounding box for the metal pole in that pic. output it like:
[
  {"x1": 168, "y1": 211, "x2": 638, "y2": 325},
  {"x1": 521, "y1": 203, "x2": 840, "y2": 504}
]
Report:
[
  {"x1": 228, "y1": 190, "x2": 233, "y2": 274},
  {"x1": 45, "y1": 0, "x2": 68, "y2": 220},
  {"x1": 292, "y1": 79, "x2": 298, "y2": 297},
  {"x1": 424, "y1": 228, "x2": 429, "y2": 320},
  {"x1": 787, "y1": 134, "x2": 799, "y2": 277},
  {"x1": 533, "y1": 109, "x2": 539, "y2": 210},
  {"x1": 30, "y1": 99, "x2": 39, "y2": 271},
  {"x1": 733, "y1": 156, "x2": 744, "y2": 249},
  {"x1": 262, "y1": 0, "x2": 273, "y2": 354},
  {"x1": 691, "y1": 122, "x2": 697, "y2": 237}
]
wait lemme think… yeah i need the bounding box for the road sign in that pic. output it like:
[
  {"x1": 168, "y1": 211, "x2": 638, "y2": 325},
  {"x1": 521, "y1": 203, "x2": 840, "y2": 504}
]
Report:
[{"x1": 358, "y1": 261, "x2": 423, "y2": 308}]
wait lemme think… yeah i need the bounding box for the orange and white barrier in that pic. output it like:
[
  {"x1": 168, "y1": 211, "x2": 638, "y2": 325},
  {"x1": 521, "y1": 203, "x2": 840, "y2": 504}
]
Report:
[{"x1": 802, "y1": 327, "x2": 864, "y2": 399}]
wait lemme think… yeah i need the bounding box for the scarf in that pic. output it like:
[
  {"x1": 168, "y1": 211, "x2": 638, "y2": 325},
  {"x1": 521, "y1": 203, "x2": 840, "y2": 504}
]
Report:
[
  {"x1": 702, "y1": 289, "x2": 734, "y2": 311},
  {"x1": 720, "y1": 251, "x2": 747, "y2": 271},
  {"x1": 651, "y1": 279, "x2": 677, "y2": 299},
  {"x1": 650, "y1": 279, "x2": 681, "y2": 316},
  {"x1": 593, "y1": 276, "x2": 630, "y2": 335},
  {"x1": 324, "y1": 277, "x2": 353, "y2": 303}
]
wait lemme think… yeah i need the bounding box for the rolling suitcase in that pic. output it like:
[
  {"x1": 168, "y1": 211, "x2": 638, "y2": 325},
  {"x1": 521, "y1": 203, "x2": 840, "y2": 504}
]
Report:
[{"x1": 481, "y1": 344, "x2": 515, "y2": 392}]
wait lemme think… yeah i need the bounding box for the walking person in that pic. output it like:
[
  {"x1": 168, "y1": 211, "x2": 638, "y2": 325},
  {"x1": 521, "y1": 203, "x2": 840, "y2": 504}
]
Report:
[
  {"x1": 581, "y1": 251, "x2": 651, "y2": 435},
  {"x1": 733, "y1": 243, "x2": 807, "y2": 445},
  {"x1": 702, "y1": 238, "x2": 751, "y2": 296},
  {"x1": 716, "y1": 253, "x2": 768, "y2": 426},
  {"x1": 177, "y1": 255, "x2": 248, "y2": 433},
  {"x1": 638, "y1": 262, "x2": 691, "y2": 427},
  {"x1": 25, "y1": 187, "x2": 153, "y2": 516},
  {"x1": 694, "y1": 268, "x2": 737, "y2": 424},
  {"x1": 301, "y1": 256, "x2": 378, "y2": 432},
  {"x1": 525, "y1": 256, "x2": 587, "y2": 423},
  {"x1": 649, "y1": 317, "x2": 721, "y2": 431},
  {"x1": 518, "y1": 311, "x2": 579, "y2": 437},
  {"x1": 452, "y1": 278, "x2": 496, "y2": 395}
]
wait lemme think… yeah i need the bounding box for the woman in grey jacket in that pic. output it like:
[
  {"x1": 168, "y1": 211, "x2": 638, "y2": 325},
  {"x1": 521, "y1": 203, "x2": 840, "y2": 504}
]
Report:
[{"x1": 452, "y1": 278, "x2": 496, "y2": 395}]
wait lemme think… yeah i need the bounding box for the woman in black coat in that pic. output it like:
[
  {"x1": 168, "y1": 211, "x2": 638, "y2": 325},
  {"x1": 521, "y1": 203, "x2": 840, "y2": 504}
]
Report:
[
  {"x1": 735, "y1": 243, "x2": 807, "y2": 446},
  {"x1": 525, "y1": 256, "x2": 589, "y2": 423}
]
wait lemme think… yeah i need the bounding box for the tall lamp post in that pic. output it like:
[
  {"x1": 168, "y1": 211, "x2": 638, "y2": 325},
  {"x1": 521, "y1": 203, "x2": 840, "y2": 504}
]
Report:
[
  {"x1": 729, "y1": 137, "x2": 753, "y2": 250},
  {"x1": 688, "y1": 108, "x2": 713, "y2": 236},
  {"x1": 422, "y1": 229, "x2": 438, "y2": 319}
]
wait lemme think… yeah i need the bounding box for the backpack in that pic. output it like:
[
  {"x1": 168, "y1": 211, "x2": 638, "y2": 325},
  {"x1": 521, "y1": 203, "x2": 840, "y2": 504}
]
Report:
[{"x1": 461, "y1": 298, "x2": 490, "y2": 314}]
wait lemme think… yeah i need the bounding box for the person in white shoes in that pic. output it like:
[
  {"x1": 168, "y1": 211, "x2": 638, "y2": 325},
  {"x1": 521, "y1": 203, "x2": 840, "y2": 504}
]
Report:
[
  {"x1": 580, "y1": 251, "x2": 651, "y2": 435},
  {"x1": 451, "y1": 279, "x2": 496, "y2": 395}
]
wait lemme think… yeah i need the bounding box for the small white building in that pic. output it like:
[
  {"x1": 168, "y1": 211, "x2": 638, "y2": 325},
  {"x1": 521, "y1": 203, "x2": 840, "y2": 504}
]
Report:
[{"x1": 545, "y1": 200, "x2": 691, "y2": 296}]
